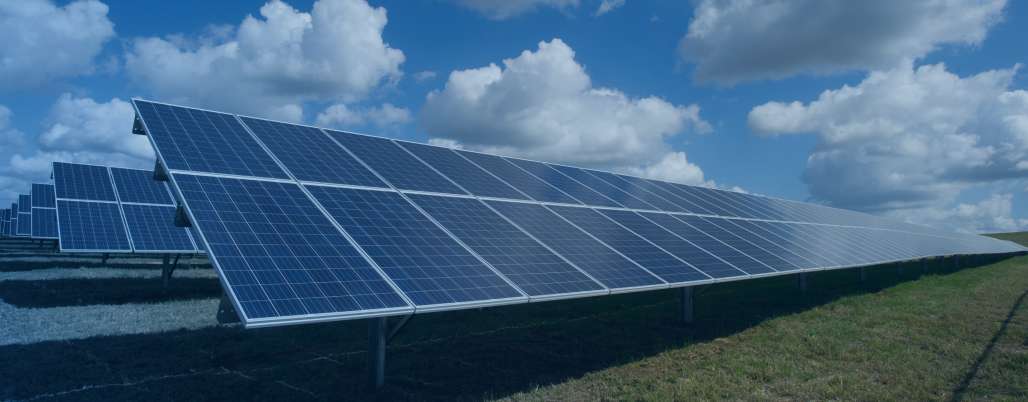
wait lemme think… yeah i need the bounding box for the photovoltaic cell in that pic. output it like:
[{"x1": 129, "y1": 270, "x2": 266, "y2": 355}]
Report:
[
  {"x1": 56, "y1": 201, "x2": 131, "y2": 252},
  {"x1": 486, "y1": 200, "x2": 665, "y2": 290},
  {"x1": 649, "y1": 213, "x2": 775, "y2": 275},
  {"x1": 407, "y1": 194, "x2": 605, "y2": 297},
  {"x1": 308, "y1": 186, "x2": 524, "y2": 307},
  {"x1": 31, "y1": 208, "x2": 58, "y2": 239},
  {"x1": 122, "y1": 204, "x2": 196, "y2": 252},
  {"x1": 18, "y1": 195, "x2": 31, "y2": 212},
  {"x1": 110, "y1": 168, "x2": 174, "y2": 205},
  {"x1": 325, "y1": 130, "x2": 466, "y2": 194},
  {"x1": 547, "y1": 166, "x2": 657, "y2": 210},
  {"x1": 505, "y1": 158, "x2": 621, "y2": 207},
  {"x1": 728, "y1": 219, "x2": 838, "y2": 267},
  {"x1": 398, "y1": 141, "x2": 527, "y2": 200},
  {"x1": 456, "y1": 150, "x2": 579, "y2": 204},
  {"x1": 239, "y1": 117, "x2": 387, "y2": 188},
  {"x1": 31, "y1": 184, "x2": 56, "y2": 208},
  {"x1": 580, "y1": 170, "x2": 686, "y2": 212},
  {"x1": 133, "y1": 100, "x2": 289, "y2": 179},
  {"x1": 172, "y1": 173, "x2": 410, "y2": 323},
  {"x1": 700, "y1": 217, "x2": 816, "y2": 270},
  {"x1": 52, "y1": 162, "x2": 117, "y2": 201}
]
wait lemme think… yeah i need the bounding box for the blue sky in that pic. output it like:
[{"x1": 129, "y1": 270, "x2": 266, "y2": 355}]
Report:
[{"x1": 1, "y1": 0, "x2": 1026, "y2": 233}]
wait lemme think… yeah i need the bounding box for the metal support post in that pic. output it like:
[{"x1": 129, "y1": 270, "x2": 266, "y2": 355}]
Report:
[
  {"x1": 368, "y1": 317, "x2": 387, "y2": 389},
  {"x1": 797, "y1": 273, "x2": 809, "y2": 293},
  {"x1": 859, "y1": 267, "x2": 867, "y2": 283},
  {"x1": 161, "y1": 254, "x2": 174, "y2": 289},
  {"x1": 922, "y1": 259, "x2": 928, "y2": 275},
  {"x1": 680, "y1": 287, "x2": 694, "y2": 324},
  {"x1": 101, "y1": 253, "x2": 109, "y2": 265}
]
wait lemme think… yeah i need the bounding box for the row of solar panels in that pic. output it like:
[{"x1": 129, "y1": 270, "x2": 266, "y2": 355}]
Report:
[
  {"x1": 130, "y1": 99, "x2": 1027, "y2": 327},
  {"x1": 0, "y1": 164, "x2": 204, "y2": 254}
]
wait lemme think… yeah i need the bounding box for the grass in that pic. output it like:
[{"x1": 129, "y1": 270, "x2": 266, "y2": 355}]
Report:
[{"x1": 1, "y1": 254, "x2": 1025, "y2": 401}]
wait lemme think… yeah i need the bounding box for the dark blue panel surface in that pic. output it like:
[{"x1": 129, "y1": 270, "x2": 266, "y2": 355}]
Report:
[
  {"x1": 110, "y1": 168, "x2": 174, "y2": 205},
  {"x1": 487, "y1": 201, "x2": 665, "y2": 289},
  {"x1": 505, "y1": 159, "x2": 621, "y2": 207},
  {"x1": 173, "y1": 174, "x2": 409, "y2": 321},
  {"x1": 325, "y1": 130, "x2": 466, "y2": 194},
  {"x1": 456, "y1": 150, "x2": 579, "y2": 204},
  {"x1": 647, "y1": 181, "x2": 718, "y2": 215},
  {"x1": 18, "y1": 195, "x2": 31, "y2": 213},
  {"x1": 122, "y1": 204, "x2": 196, "y2": 252},
  {"x1": 693, "y1": 190, "x2": 761, "y2": 219},
  {"x1": 398, "y1": 142, "x2": 527, "y2": 200},
  {"x1": 407, "y1": 194, "x2": 604, "y2": 297},
  {"x1": 603, "y1": 210, "x2": 748, "y2": 279},
  {"x1": 703, "y1": 217, "x2": 817, "y2": 269},
  {"x1": 636, "y1": 211, "x2": 773, "y2": 276},
  {"x1": 672, "y1": 215, "x2": 794, "y2": 272},
  {"x1": 582, "y1": 171, "x2": 687, "y2": 212},
  {"x1": 134, "y1": 100, "x2": 289, "y2": 179},
  {"x1": 308, "y1": 186, "x2": 523, "y2": 307},
  {"x1": 239, "y1": 117, "x2": 387, "y2": 188},
  {"x1": 31, "y1": 184, "x2": 56, "y2": 208},
  {"x1": 548, "y1": 166, "x2": 657, "y2": 210},
  {"x1": 31, "y1": 208, "x2": 58, "y2": 239},
  {"x1": 57, "y1": 201, "x2": 131, "y2": 251},
  {"x1": 52, "y1": 162, "x2": 117, "y2": 201},
  {"x1": 731, "y1": 220, "x2": 840, "y2": 267},
  {"x1": 17, "y1": 213, "x2": 31, "y2": 235}
]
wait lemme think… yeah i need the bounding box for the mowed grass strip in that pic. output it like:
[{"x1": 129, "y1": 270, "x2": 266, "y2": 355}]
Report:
[{"x1": 503, "y1": 256, "x2": 1028, "y2": 402}]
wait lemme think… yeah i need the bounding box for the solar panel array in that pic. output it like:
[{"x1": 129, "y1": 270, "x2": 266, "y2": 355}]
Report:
[
  {"x1": 16, "y1": 194, "x2": 32, "y2": 236},
  {"x1": 132, "y1": 99, "x2": 1027, "y2": 328},
  {"x1": 30, "y1": 183, "x2": 58, "y2": 239},
  {"x1": 51, "y1": 162, "x2": 201, "y2": 253}
]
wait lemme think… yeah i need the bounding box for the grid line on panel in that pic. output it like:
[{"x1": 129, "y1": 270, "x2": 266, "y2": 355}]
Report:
[
  {"x1": 122, "y1": 204, "x2": 197, "y2": 252},
  {"x1": 548, "y1": 205, "x2": 713, "y2": 284},
  {"x1": 397, "y1": 141, "x2": 528, "y2": 200},
  {"x1": 581, "y1": 170, "x2": 687, "y2": 212},
  {"x1": 455, "y1": 150, "x2": 581, "y2": 204},
  {"x1": 324, "y1": 130, "x2": 466, "y2": 195},
  {"x1": 705, "y1": 217, "x2": 820, "y2": 270},
  {"x1": 307, "y1": 185, "x2": 524, "y2": 307},
  {"x1": 487, "y1": 200, "x2": 665, "y2": 290},
  {"x1": 238, "y1": 117, "x2": 388, "y2": 188},
  {"x1": 172, "y1": 173, "x2": 409, "y2": 321},
  {"x1": 407, "y1": 194, "x2": 605, "y2": 297},
  {"x1": 31, "y1": 184, "x2": 56, "y2": 208},
  {"x1": 110, "y1": 168, "x2": 175, "y2": 205},
  {"x1": 505, "y1": 158, "x2": 623, "y2": 208},
  {"x1": 548, "y1": 166, "x2": 659, "y2": 211},
  {"x1": 56, "y1": 200, "x2": 132, "y2": 251},
  {"x1": 663, "y1": 214, "x2": 783, "y2": 274},
  {"x1": 133, "y1": 100, "x2": 289, "y2": 179},
  {"x1": 732, "y1": 220, "x2": 841, "y2": 268}
]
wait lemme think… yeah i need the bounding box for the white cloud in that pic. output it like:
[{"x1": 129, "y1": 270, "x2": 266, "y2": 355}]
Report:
[
  {"x1": 421, "y1": 38, "x2": 711, "y2": 186},
  {"x1": 680, "y1": 0, "x2": 1006, "y2": 84},
  {"x1": 0, "y1": 0, "x2": 115, "y2": 90},
  {"x1": 0, "y1": 105, "x2": 25, "y2": 147},
  {"x1": 748, "y1": 62, "x2": 1028, "y2": 229},
  {"x1": 315, "y1": 103, "x2": 412, "y2": 129},
  {"x1": 624, "y1": 151, "x2": 710, "y2": 187},
  {"x1": 413, "y1": 70, "x2": 438, "y2": 82},
  {"x1": 451, "y1": 0, "x2": 579, "y2": 20},
  {"x1": 595, "y1": 0, "x2": 625, "y2": 16},
  {"x1": 125, "y1": 0, "x2": 404, "y2": 121},
  {"x1": 3, "y1": 95, "x2": 153, "y2": 202},
  {"x1": 886, "y1": 193, "x2": 1028, "y2": 234}
]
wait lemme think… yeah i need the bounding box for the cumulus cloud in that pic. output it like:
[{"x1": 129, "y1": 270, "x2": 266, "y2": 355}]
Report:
[
  {"x1": 315, "y1": 103, "x2": 412, "y2": 129},
  {"x1": 0, "y1": 0, "x2": 115, "y2": 90},
  {"x1": 680, "y1": 0, "x2": 1006, "y2": 84},
  {"x1": 595, "y1": 0, "x2": 625, "y2": 16},
  {"x1": 748, "y1": 62, "x2": 1028, "y2": 229},
  {"x1": 451, "y1": 0, "x2": 579, "y2": 20},
  {"x1": 421, "y1": 38, "x2": 712, "y2": 186},
  {"x1": 0, "y1": 106, "x2": 24, "y2": 147},
  {"x1": 886, "y1": 193, "x2": 1028, "y2": 234},
  {"x1": 125, "y1": 0, "x2": 404, "y2": 121},
  {"x1": 2, "y1": 95, "x2": 152, "y2": 201},
  {"x1": 413, "y1": 71, "x2": 438, "y2": 82}
]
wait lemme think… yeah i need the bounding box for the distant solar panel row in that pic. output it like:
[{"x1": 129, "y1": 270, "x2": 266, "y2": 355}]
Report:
[
  {"x1": 132, "y1": 99, "x2": 1027, "y2": 328},
  {"x1": 30, "y1": 183, "x2": 58, "y2": 239},
  {"x1": 51, "y1": 162, "x2": 200, "y2": 253},
  {"x1": 0, "y1": 208, "x2": 10, "y2": 237}
]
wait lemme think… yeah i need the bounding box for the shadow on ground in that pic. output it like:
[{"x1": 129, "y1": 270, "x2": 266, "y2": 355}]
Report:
[
  {"x1": 0, "y1": 255, "x2": 1017, "y2": 401},
  {"x1": 0, "y1": 276, "x2": 222, "y2": 307}
]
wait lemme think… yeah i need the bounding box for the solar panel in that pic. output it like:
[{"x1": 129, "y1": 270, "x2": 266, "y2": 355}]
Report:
[
  {"x1": 731, "y1": 220, "x2": 840, "y2": 267},
  {"x1": 238, "y1": 117, "x2": 387, "y2": 188},
  {"x1": 486, "y1": 200, "x2": 667, "y2": 290},
  {"x1": 31, "y1": 208, "x2": 58, "y2": 239},
  {"x1": 56, "y1": 200, "x2": 132, "y2": 252},
  {"x1": 121, "y1": 204, "x2": 196, "y2": 252},
  {"x1": 397, "y1": 141, "x2": 528, "y2": 200},
  {"x1": 576, "y1": 169, "x2": 686, "y2": 212},
  {"x1": 675, "y1": 215, "x2": 801, "y2": 271},
  {"x1": 456, "y1": 150, "x2": 580, "y2": 204},
  {"x1": 52, "y1": 162, "x2": 117, "y2": 201},
  {"x1": 325, "y1": 130, "x2": 466, "y2": 194},
  {"x1": 307, "y1": 185, "x2": 525, "y2": 308},
  {"x1": 17, "y1": 214, "x2": 31, "y2": 236},
  {"x1": 172, "y1": 173, "x2": 411, "y2": 325},
  {"x1": 18, "y1": 194, "x2": 31, "y2": 212},
  {"x1": 110, "y1": 167, "x2": 175, "y2": 205},
  {"x1": 505, "y1": 158, "x2": 622, "y2": 207},
  {"x1": 133, "y1": 100, "x2": 289, "y2": 179},
  {"x1": 407, "y1": 194, "x2": 606, "y2": 298},
  {"x1": 547, "y1": 166, "x2": 660, "y2": 210},
  {"x1": 31, "y1": 184, "x2": 56, "y2": 208}
]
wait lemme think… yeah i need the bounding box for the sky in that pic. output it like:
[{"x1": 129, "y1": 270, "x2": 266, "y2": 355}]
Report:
[{"x1": 0, "y1": 0, "x2": 1026, "y2": 234}]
